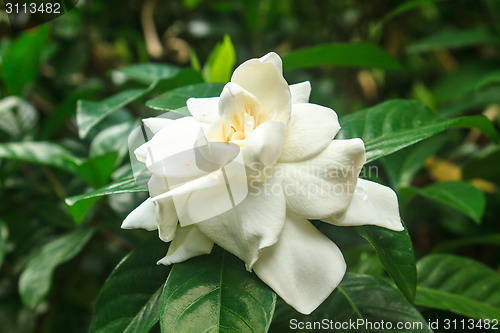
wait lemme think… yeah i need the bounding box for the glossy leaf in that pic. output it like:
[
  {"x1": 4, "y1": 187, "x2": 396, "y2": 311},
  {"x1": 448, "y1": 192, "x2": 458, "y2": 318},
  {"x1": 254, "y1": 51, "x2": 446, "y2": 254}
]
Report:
[
  {"x1": 407, "y1": 28, "x2": 498, "y2": 53},
  {"x1": 0, "y1": 97, "x2": 38, "y2": 137},
  {"x1": 282, "y1": 43, "x2": 404, "y2": 71},
  {"x1": 19, "y1": 228, "x2": 94, "y2": 310},
  {"x1": 356, "y1": 222, "x2": 416, "y2": 303},
  {"x1": 77, "y1": 89, "x2": 146, "y2": 139},
  {"x1": 202, "y1": 35, "x2": 236, "y2": 83},
  {"x1": 271, "y1": 273, "x2": 432, "y2": 333},
  {"x1": 160, "y1": 248, "x2": 276, "y2": 333},
  {"x1": 77, "y1": 152, "x2": 119, "y2": 189},
  {"x1": 1, "y1": 26, "x2": 49, "y2": 95},
  {"x1": 89, "y1": 236, "x2": 171, "y2": 333},
  {"x1": 0, "y1": 141, "x2": 82, "y2": 173},
  {"x1": 382, "y1": 134, "x2": 449, "y2": 188},
  {"x1": 112, "y1": 63, "x2": 181, "y2": 86},
  {"x1": 65, "y1": 176, "x2": 146, "y2": 223},
  {"x1": 77, "y1": 69, "x2": 202, "y2": 138},
  {"x1": 0, "y1": 221, "x2": 8, "y2": 269},
  {"x1": 89, "y1": 121, "x2": 135, "y2": 160},
  {"x1": 416, "y1": 254, "x2": 500, "y2": 320},
  {"x1": 405, "y1": 181, "x2": 486, "y2": 223},
  {"x1": 146, "y1": 83, "x2": 225, "y2": 113},
  {"x1": 337, "y1": 100, "x2": 499, "y2": 163}
]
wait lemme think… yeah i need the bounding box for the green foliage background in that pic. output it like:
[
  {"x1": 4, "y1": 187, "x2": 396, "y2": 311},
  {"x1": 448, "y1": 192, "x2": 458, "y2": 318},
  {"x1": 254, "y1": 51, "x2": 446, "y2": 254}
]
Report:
[{"x1": 1, "y1": 0, "x2": 500, "y2": 332}]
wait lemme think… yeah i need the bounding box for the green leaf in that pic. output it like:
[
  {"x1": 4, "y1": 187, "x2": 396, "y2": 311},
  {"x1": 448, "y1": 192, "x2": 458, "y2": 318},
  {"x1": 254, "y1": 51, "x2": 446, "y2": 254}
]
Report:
[
  {"x1": 337, "y1": 99, "x2": 499, "y2": 163},
  {"x1": 441, "y1": 87, "x2": 500, "y2": 117},
  {"x1": 160, "y1": 248, "x2": 276, "y2": 333},
  {"x1": 383, "y1": 0, "x2": 447, "y2": 22},
  {"x1": 463, "y1": 147, "x2": 500, "y2": 183},
  {"x1": 0, "y1": 141, "x2": 82, "y2": 173},
  {"x1": 0, "y1": 221, "x2": 8, "y2": 269},
  {"x1": 356, "y1": 222, "x2": 417, "y2": 303},
  {"x1": 146, "y1": 83, "x2": 225, "y2": 113},
  {"x1": 89, "y1": 236, "x2": 171, "y2": 333},
  {"x1": 19, "y1": 228, "x2": 94, "y2": 310},
  {"x1": 407, "y1": 28, "x2": 498, "y2": 53},
  {"x1": 65, "y1": 176, "x2": 146, "y2": 224},
  {"x1": 282, "y1": 43, "x2": 404, "y2": 71},
  {"x1": 77, "y1": 89, "x2": 146, "y2": 139},
  {"x1": 271, "y1": 273, "x2": 432, "y2": 333},
  {"x1": 1, "y1": 26, "x2": 49, "y2": 95},
  {"x1": 416, "y1": 254, "x2": 500, "y2": 320},
  {"x1": 76, "y1": 152, "x2": 119, "y2": 189},
  {"x1": 89, "y1": 121, "x2": 135, "y2": 160},
  {"x1": 112, "y1": 63, "x2": 181, "y2": 86},
  {"x1": 433, "y1": 234, "x2": 500, "y2": 253},
  {"x1": 475, "y1": 71, "x2": 500, "y2": 91},
  {"x1": 202, "y1": 35, "x2": 236, "y2": 83},
  {"x1": 77, "y1": 69, "x2": 202, "y2": 138},
  {"x1": 404, "y1": 181, "x2": 486, "y2": 223},
  {"x1": 382, "y1": 135, "x2": 449, "y2": 188},
  {"x1": 0, "y1": 97, "x2": 38, "y2": 137}
]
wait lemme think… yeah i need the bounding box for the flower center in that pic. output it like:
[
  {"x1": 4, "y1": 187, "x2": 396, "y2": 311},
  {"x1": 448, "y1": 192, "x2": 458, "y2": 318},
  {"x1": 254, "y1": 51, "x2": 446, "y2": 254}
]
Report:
[{"x1": 224, "y1": 105, "x2": 259, "y2": 147}]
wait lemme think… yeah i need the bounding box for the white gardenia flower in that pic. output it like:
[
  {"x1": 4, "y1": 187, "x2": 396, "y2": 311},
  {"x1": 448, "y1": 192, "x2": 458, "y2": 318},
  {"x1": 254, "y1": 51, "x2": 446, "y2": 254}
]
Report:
[{"x1": 122, "y1": 52, "x2": 403, "y2": 315}]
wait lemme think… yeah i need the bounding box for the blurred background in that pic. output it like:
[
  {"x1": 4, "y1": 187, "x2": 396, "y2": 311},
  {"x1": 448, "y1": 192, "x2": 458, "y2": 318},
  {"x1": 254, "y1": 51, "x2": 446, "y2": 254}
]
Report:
[{"x1": 1, "y1": 0, "x2": 500, "y2": 332}]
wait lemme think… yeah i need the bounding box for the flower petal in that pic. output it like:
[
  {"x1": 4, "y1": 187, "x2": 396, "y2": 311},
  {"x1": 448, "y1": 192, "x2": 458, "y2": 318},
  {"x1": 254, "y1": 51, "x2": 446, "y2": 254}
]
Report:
[
  {"x1": 259, "y1": 52, "x2": 283, "y2": 76},
  {"x1": 195, "y1": 176, "x2": 286, "y2": 270},
  {"x1": 187, "y1": 97, "x2": 220, "y2": 124},
  {"x1": 157, "y1": 225, "x2": 214, "y2": 266},
  {"x1": 289, "y1": 81, "x2": 311, "y2": 104},
  {"x1": 243, "y1": 121, "x2": 286, "y2": 168},
  {"x1": 276, "y1": 138, "x2": 366, "y2": 219},
  {"x1": 218, "y1": 82, "x2": 261, "y2": 131},
  {"x1": 253, "y1": 215, "x2": 346, "y2": 315},
  {"x1": 323, "y1": 179, "x2": 404, "y2": 231},
  {"x1": 148, "y1": 175, "x2": 179, "y2": 242},
  {"x1": 278, "y1": 103, "x2": 341, "y2": 163},
  {"x1": 143, "y1": 117, "x2": 206, "y2": 170},
  {"x1": 142, "y1": 117, "x2": 174, "y2": 135},
  {"x1": 231, "y1": 54, "x2": 291, "y2": 124},
  {"x1": 121, "y1": 198, "x2": 157, "y2": 231}
]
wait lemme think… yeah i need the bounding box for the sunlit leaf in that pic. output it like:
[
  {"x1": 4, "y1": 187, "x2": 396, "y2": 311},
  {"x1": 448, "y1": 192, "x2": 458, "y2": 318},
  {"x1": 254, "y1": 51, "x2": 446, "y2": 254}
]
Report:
[
  {"x1": 202, "y1": 34, "x2": 236, "y2": 83},
  {"x1": 19, "y1": 228, "x2": 94, "y2": 310},
  {"x1": 160, "y1": 248, "x2": 276, "y2": 333},
  {"x1": 89, "y1": 236, "x2": 170, "y2": 333},
  {"x1": 356, "y1": 222, "x2": 417, "y2": 303},
  {"x1": 282, "y1": 43, "x2": 404, "y2": 71},
  {"x1": 416, "y1": 254, "x2": 500, "y2": 320},
  {"x1": 403, "y1": 181, "x2": 486, "y2": 223}
]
